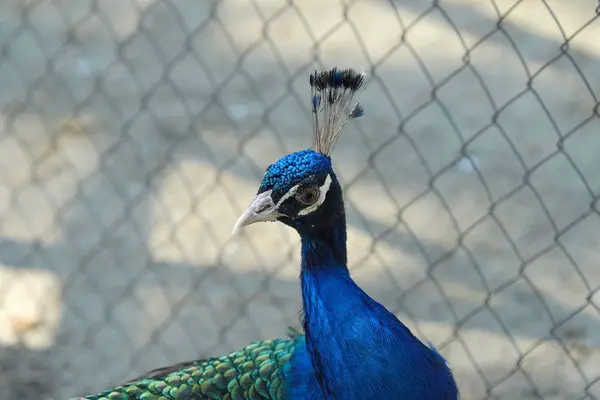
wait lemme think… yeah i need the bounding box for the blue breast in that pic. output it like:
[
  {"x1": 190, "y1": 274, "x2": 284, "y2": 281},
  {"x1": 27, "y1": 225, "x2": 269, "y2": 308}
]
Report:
[{"x1": 284, "y1": 240, "x2": 458, "y2": 400}]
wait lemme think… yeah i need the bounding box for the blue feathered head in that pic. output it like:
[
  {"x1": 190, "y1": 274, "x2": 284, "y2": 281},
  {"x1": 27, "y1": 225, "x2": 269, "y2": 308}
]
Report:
[{"x1": 233, "y1": 68, "x2": 365, "y2": 234}]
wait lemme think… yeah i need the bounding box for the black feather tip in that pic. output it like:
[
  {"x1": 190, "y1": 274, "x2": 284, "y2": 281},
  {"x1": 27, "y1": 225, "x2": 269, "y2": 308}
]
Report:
[
  {"x1": 309, "y1": 68, "x2": 365, "y2": 92},
  {"x1": 349, "y1": 103, "x2": 364, "y2": 119}
]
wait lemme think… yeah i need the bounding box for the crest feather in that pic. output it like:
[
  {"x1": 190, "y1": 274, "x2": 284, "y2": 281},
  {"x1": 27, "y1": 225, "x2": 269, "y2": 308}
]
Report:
[{"x1": 309, "y1": 68, "x2": 366, "y2": 156}]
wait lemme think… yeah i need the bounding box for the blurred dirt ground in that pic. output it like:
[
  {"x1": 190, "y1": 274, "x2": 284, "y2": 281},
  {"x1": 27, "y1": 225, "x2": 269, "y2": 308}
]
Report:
[{"x1": 1, "y1": 0, "x2": 600, "y2": 399}]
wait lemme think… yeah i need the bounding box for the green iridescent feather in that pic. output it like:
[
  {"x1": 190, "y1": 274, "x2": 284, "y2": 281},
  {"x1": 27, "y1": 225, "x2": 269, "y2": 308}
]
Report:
[{"x1": 73, "y1": 337, "x2": 299, "y2": 400}]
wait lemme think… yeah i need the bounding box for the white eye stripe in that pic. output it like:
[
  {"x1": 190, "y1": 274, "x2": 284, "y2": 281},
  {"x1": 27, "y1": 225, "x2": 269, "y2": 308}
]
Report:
[
  {"x1": 275, "y1": 184, "x2": 299, "y2": 208},
  {"x1": 298, "y1": 174, "x2": 332, "y2": 216}
]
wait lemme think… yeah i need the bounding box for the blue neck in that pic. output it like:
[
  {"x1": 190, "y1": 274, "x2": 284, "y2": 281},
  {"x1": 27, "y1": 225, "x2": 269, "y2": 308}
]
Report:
[{"x1": 298, "y1": 214, "x2": 457, "y2": 399}]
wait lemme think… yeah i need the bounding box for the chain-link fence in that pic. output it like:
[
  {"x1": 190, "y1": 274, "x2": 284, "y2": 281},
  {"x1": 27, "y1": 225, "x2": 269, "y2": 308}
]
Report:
[{"x1": 0, "y1": 0, "x2": 599, "y2": 398}]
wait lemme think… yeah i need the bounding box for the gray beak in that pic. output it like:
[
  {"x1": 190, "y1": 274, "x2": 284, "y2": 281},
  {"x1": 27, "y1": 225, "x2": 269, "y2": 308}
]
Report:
[{"x1": 232, "y1": 190, "x2": 283, "y2": 234}]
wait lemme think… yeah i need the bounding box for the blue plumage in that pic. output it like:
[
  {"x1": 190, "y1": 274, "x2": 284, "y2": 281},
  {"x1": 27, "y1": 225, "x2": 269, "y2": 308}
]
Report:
[
  {"x1": 259, "y1": 149, "x2": 332, "y2": 197},
  {"x1": 249, "y1": 68, "x2": 458, "y2": 398},
  {"x1": 263, "y1": 155, "x2": 458, "y2": 399},
  {"x1": 75, "y1": 68, "x2": 458, "y2": 400}
]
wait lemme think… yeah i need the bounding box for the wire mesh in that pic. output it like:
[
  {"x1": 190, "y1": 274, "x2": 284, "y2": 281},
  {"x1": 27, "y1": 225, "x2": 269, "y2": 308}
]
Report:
[{"x1": 0, "y1": 0, "x2": 599, "y2": 399}]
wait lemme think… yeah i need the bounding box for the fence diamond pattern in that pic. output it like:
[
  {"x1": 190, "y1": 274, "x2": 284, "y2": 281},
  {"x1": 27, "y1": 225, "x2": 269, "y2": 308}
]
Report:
[{"x1": 0, "y1": 0, "x2": 599, "y2": 399}]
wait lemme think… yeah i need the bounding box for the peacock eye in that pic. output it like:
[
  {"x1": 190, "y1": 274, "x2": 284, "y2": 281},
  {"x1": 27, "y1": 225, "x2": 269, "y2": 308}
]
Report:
[{"x1": 297, "y1": 188, "x2": 319, "y2": 205}]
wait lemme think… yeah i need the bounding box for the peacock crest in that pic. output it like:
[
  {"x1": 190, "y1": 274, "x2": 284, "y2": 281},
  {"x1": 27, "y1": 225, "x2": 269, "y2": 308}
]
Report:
[{"x1": 309, "y1": 68, "x2": 366, "y2": 156}]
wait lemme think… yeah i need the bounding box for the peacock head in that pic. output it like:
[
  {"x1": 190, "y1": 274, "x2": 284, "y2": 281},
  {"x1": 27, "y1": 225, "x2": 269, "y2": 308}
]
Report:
[
  {"x1": 233, "y1": 68, "x2": 365, "y2": 236},
  {"x1": 232, "y1": 148, "x2": 341, "y2": 235}
]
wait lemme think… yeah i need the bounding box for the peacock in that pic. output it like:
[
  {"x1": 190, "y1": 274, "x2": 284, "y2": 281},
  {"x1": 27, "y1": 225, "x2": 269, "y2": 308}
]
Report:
[{"x1": 73, "y1": 68, "x2": 458, "y2": 400}]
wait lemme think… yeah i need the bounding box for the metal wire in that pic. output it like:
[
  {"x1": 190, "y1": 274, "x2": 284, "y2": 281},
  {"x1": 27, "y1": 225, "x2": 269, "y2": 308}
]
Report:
[{"x1": 0, "y1": 0, "x2": 599, "y2": 399}]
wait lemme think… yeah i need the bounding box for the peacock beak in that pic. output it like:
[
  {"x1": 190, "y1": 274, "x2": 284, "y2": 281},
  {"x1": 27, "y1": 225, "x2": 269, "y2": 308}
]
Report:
[{"x1": 232, "y1": 190, "x2": 284, "y2": 234}]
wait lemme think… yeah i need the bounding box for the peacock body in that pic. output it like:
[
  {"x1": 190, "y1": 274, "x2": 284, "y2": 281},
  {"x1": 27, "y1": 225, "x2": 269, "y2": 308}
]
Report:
[{"x1": 74, "y1": 68, "x2": 458, "y2": 400}]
